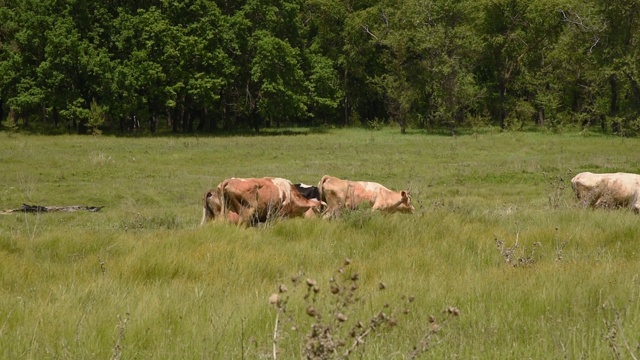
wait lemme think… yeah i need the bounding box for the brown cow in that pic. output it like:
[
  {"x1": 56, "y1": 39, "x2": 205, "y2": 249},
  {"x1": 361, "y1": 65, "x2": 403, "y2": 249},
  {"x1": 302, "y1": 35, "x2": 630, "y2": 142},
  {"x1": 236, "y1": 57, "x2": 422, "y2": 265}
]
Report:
[
  {"x1": 318, "y1": 175, "x2": 415, "y2": 218},
  {"x1": 571, "y1": 172, "x2": 640, "y2": 212},
  {"x1": 201, "y1": 177, "x2": 323, "y2": 226}
]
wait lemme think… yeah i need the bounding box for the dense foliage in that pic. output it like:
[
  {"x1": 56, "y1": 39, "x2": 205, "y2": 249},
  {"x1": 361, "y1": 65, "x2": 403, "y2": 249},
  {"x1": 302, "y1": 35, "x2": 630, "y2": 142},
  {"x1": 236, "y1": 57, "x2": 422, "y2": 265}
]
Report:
[{"x1": 1, "y1": 0, "x2": 639, "y2": 134}]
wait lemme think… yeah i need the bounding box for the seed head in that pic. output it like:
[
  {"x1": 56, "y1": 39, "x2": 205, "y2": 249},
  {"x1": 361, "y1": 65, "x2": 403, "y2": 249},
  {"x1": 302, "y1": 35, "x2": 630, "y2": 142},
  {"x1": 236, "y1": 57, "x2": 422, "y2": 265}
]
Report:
[
  {"x1": 445, "y1": 306, "x2": 460, "y2": 316},
  {"x1": 336, "y1": 313, "x2": 348, "y2": 322},
  {"x1": 378, "y1": 282, "x2": 386, "y2": 290},
  {"x1": 268, "y1": 293, "x2": 281, "y2": 307},
  {"x1": 278, "y1": 284, "x2": 288, "y2": 293},
  {"x1": 306, "y1": 306, "x2": 317, "y2": 317},
  {"x1": 306, "y1": 278, "x2": 317, "y2": 288}
]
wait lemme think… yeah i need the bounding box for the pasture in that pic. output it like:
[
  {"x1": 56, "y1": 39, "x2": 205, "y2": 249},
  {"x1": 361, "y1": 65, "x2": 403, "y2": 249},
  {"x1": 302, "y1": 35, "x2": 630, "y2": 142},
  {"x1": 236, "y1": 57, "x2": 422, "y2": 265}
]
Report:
[{"x1": 1, "y1": 128, "x2": 640, "y2": 359}]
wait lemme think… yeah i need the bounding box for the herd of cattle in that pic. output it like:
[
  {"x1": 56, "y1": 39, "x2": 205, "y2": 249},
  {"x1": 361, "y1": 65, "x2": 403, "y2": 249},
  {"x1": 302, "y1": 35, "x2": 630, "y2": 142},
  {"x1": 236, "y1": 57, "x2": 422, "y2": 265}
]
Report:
[
  {"x1": 200, "y1": 175, "x2": 415, "y2": 226},
  {"x1": 200, "y1": 172, "x2": 640, "y2": 226}
]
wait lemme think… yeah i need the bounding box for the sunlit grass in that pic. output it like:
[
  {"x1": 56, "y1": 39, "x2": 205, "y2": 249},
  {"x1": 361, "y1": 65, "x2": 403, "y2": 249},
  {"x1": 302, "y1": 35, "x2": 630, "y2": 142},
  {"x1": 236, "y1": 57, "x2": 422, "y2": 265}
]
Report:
[{"x1": 1, "y1": 129, "x2": 640, "y2": 358}]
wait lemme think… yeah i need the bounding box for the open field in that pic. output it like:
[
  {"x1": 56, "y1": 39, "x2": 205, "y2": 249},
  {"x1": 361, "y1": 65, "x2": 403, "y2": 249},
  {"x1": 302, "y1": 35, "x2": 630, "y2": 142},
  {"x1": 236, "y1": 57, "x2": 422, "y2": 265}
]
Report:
[{"x1": 1, "y1": 128, "x2": 640, "y2": 359}]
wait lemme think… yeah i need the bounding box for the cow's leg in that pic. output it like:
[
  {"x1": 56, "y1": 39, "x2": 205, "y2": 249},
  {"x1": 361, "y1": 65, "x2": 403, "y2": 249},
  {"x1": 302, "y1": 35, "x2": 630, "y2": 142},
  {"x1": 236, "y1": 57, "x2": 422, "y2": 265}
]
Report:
[
  {"x1": 224, "y1": 193, "x2": 250, "y2": 225},
  {"x1": 303, "y1": 208, "x2": 316, "y2": 218}
]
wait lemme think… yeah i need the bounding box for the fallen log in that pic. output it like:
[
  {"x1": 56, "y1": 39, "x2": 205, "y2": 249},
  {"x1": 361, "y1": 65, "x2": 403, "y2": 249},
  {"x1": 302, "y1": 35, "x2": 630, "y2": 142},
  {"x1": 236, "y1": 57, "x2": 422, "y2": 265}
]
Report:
[{"x1": 1, "y1": 204, "x2": 104, "y2": 214}]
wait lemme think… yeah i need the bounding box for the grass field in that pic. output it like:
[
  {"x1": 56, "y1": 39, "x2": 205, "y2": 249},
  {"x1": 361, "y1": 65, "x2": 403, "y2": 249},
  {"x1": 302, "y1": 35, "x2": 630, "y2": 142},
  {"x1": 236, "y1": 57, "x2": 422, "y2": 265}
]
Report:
[{"x1": 1, "y1": 127, "x2": 640, "y2": 359}]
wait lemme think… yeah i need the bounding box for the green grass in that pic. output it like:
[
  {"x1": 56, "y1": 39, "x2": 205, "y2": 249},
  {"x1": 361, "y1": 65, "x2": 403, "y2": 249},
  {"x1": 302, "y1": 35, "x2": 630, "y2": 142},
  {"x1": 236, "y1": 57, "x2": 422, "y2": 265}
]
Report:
[{"x1": 1, "y1": 128, "x2": 640, "y2": 358}]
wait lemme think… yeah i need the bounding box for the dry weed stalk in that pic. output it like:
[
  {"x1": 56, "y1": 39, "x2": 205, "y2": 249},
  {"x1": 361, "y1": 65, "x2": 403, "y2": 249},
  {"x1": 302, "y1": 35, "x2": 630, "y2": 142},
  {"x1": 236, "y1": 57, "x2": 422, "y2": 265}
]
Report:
[
  {"x1": 543, "y1": 171, "x2": 570, "y2": 209},
  {"x1": 99, "y1": 257, "x2": 107, "y2": 276},
  {"x1": 111, "y1": 312, "x2": 129, "y2": 360},
  {"x1": 602, "y1": 301, "x2": 638, "y2": 360},
  {"x1": 408, "y1": 306, "x2": 460, "y2": 359},
  {"x1": 268, "y1": 259, "x2": 460, "y2": 359},
  {"x1": 553, "y1": 227, "x2": 569, "y2": 261},
  {"x1": 495, "y1": 232, "x2": 541, "y2": 267}
]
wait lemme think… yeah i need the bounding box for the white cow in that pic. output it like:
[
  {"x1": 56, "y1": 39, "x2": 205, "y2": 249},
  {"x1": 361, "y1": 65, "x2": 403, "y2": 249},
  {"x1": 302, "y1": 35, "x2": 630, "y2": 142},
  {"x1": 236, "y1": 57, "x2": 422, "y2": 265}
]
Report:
[{"x1": 571, "y1": 172, "x2": 640, "y2": 212}]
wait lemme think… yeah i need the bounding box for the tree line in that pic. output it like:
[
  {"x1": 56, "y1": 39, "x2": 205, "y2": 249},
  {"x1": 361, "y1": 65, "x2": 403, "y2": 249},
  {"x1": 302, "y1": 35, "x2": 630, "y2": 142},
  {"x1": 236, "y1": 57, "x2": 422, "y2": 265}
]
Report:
[{"x1": 1, "y1": 0, "x2": 639, "y2": 135}]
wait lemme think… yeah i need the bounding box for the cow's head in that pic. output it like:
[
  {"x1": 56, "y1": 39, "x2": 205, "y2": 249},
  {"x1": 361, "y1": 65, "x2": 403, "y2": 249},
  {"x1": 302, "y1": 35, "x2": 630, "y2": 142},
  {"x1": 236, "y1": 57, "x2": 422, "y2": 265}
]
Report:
[
  {"x1": 396, "y1": 191, "x2": 415, "y2": 213},
  {"x1": 201, "y1": 189, "x2": 222, "y2": 224}
]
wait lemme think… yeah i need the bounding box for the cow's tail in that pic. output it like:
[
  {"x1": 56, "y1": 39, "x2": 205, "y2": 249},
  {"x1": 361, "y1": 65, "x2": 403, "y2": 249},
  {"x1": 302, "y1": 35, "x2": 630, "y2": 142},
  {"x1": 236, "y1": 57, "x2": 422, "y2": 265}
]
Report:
[
  {"x1": 219, "y1": 180, "x2": 229, "y2": 219},
  {"x1": 318, "y1": 175, "x2": 331, "y2": 203}
]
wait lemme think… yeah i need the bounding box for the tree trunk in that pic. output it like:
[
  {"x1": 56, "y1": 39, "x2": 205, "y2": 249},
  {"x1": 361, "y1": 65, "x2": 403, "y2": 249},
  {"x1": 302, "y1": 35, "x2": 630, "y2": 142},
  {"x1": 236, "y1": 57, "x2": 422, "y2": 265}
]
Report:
[
  {"x1": 23, "y1": 110, "x2": 29, "y2": 127},
  {"x1": 343, "y1": 67, "x2": 349, "y2": 127},
  {"x1": 537, "y1": 107, "x2": 545, "y2": 126},
  {"x1": 625, "y1": 72, "x2": 640, "y2": 113},
  {"x1": 150, "y1": 114, "x2": 157, "y2": 133},
  {"x1": 53, "y1": 106, "x2": 59, "y2": 128},
  {"x1": 252, "y1": 108, "x2": 260, "y2": 133},
  {"x1": 609, "y1": 73, "x2": 619, "y2": 115},
  {"x1": 171, "y1": 108, "x2": 178, "y2": 133},
  {"x1": 197, "y1": 106, "x2": 207, "y2": 132},
  {"x1": 610, "y1": 73, "x2": 619, "y2": 133},
  {"x1": 148, "y1": 104, "x2": 157, "y2": 134},
  {"x1": 498, "y1": 80, "x2": 506, "y2": 129},
  {"x1": 208, "y1": 104, "x2": 217, "y2": 132},
  {"x1": 41, "y1": 102, "x2": 46, "y2": 125}
]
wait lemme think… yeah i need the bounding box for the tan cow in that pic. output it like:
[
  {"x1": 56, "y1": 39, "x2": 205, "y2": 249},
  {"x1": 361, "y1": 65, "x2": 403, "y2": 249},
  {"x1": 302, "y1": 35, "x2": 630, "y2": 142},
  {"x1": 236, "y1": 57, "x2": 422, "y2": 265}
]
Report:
[
  {"x1": 201, "y1": 177, "x2": 323, "y2": 226},
  {"x1": 318, "y1": 175, "x2": 415, "y2": 218},
  {"x1": 571, "y1": 172, "x2": 640, "y2": 212}
]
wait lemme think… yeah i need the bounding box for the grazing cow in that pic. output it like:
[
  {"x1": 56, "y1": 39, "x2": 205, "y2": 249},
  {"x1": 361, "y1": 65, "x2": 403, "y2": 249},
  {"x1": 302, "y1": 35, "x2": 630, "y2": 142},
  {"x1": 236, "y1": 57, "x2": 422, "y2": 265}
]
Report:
[
  {"x1": 202, "y1": 177, "x2": 323, "y2": 226},
  {"x1": 318, "y1": 175, "x2": 415, "y2": 218},
  {"x1": 571, "y1": 172, "x2": 640, "y2": 212},
  {"x1": 294, "y1": 183, "x2": 322, "y2": 218}
]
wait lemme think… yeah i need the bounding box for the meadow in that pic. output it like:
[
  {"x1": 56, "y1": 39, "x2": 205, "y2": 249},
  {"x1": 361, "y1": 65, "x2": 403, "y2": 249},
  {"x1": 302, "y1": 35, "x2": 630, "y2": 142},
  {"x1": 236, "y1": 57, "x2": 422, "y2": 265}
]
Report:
[{"x1": 1, "y1": 127, "x2": 640, "y2": 359}]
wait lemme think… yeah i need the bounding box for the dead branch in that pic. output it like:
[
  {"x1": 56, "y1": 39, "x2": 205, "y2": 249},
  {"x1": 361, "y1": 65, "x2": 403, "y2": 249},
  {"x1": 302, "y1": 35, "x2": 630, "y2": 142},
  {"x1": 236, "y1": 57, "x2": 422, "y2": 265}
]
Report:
[
  {"x1": 361, "y1": 25, "x2": 378, "y2": 40},
  {"x1": 1, "y1": 204, "x2": 104, "y2": 214}
]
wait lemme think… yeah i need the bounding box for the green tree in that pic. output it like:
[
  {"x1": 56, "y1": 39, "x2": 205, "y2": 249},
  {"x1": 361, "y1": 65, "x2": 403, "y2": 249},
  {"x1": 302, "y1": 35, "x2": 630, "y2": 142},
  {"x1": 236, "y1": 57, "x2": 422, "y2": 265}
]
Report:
[
  {"x1": 0, "y1": 0, "x2": 50, "y2": 126},
  {"x1": 251, "y1": 30, "x2": 308, "y2": 128},
  {"x1": 544, "y1": 1, "x2": 605, "y2": 129},
  {"x1": 595, "y1": 0, "x2": 640, "y2": 134}
]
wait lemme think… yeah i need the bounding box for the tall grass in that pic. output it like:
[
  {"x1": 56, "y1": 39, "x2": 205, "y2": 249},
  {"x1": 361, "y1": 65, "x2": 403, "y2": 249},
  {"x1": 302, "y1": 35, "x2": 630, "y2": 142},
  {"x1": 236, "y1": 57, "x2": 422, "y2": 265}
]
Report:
[{"x1": 1, "y1": 129, "x2": 640, "y2": 358}]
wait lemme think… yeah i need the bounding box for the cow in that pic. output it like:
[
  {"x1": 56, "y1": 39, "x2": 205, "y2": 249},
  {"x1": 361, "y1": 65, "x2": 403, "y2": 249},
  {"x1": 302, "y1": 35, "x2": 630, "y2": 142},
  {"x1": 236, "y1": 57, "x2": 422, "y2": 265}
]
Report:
[
  {"x1": 201, "y1": 177, "x2": 323, "y2": 226},
  {"x1": 294, "y1": 183, "x2": 323, "y2": 218},
  {"x1": 294, "y1": 183, "x2": 321, "y2": 201},
  {"x1": 571, "y1": 172, "x2": 640, "y2": 212},
  {"x1": 318, "y1": 175, "x2": 415, "y2": 218}
]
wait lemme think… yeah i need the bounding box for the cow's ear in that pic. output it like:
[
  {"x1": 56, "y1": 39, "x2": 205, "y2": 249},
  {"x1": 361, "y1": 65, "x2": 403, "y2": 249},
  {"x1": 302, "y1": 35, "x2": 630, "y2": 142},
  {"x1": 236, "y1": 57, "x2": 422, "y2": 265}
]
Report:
[{"x1": 401, "y1": 191, "x2": 408, "y2": 198}]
